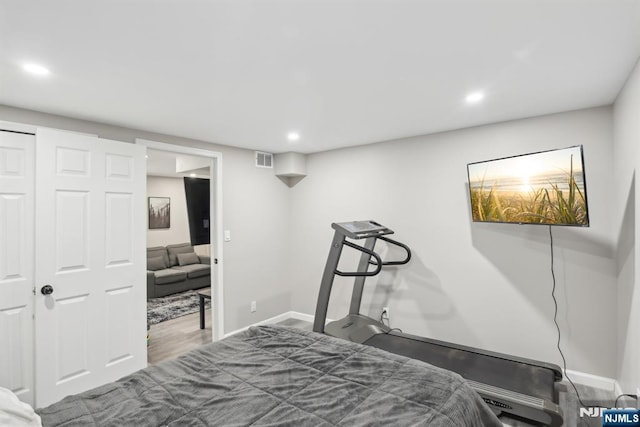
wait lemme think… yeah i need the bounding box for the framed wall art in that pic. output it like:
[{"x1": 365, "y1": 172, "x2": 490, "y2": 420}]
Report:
[{"x1": 148, "y1": 197, "x2": 171, "y2": 229}]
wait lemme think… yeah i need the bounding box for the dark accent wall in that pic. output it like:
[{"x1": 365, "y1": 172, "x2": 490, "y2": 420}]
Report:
[{"x1": 183, "y1": 178, "x2": 210, "y2": 245}]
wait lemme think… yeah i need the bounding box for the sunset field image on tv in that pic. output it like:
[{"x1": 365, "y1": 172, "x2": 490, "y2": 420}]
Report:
[{"x1": 467, "y1": 145, "x2": 589, "y2": 226}]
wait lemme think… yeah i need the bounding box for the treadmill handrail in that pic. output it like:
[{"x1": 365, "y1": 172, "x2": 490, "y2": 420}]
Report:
[
  {"x1": 335, "y1": 240, "x2": 383, "y2": 277},
  {"x1": 367, "y1": 236, "x2": 412, "y2": 267}
]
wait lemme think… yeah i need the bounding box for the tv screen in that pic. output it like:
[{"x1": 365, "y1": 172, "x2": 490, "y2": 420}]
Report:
[
  {"x1": 467, "y1": 145, "x2": 589, "y2": 226},
  {"x1": 184, "y1": 177, "x2": 210, "y2": 245}
]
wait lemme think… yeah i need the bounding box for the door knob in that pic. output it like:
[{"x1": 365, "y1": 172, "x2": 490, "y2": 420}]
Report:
[{"x1": 41, "y1": 285, "x2": 54, "y2": 295}]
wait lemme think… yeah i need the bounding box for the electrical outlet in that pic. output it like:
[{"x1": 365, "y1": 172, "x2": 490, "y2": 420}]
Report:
[
  {"x1": 382, "y1": 306, "x2": 389, "y2": 320},
  {"x1": 251, "y1": 301, "x2": 256, "y2": 312}
]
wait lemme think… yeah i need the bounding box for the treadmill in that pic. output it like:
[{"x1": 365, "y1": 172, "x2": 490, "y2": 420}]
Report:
[{"x1": 313, "y1": 221, "x2": 563, "y2": 426}]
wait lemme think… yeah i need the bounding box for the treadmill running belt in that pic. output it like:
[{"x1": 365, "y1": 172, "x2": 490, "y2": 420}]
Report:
[{"x1": 365, "y1": 333, "x2": 556, "y2": 402}]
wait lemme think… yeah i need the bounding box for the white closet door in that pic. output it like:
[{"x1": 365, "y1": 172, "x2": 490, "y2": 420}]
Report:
[
  {"x1": 0, "y1": 130, "x2": 35, "y2": 405},
  {"x1": 34, "y1": 128, "x2": 147, "y2": 407}
]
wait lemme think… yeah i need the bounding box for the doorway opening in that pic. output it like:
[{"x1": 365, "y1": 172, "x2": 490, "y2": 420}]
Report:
[{"x1": 137, "y1": 139, "x2": 224, "y2": 364}]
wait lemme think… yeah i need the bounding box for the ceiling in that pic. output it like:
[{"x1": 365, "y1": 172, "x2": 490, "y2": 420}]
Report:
[{"x1": 1, "y1": 1, "x2": 640, "y2": 154}]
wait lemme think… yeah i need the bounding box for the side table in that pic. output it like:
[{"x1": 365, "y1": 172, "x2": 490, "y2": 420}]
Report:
[{"x1": 196, "y1": 288, "x2": 212, "y2": 329}]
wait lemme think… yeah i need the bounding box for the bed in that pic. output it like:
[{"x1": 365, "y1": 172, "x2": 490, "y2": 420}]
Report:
[{"x1": 37, "y1": 325, "x2": 502, "y2": 426}]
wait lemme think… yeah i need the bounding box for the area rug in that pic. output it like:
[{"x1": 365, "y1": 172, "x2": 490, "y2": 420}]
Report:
[{"x1": 147, "y1": 288, "x2": 211, "y2": 325}]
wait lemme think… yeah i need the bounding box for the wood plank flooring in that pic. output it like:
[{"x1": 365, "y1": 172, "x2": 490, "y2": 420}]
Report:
[
  {"x1": 147, "y1": 309, "x2": 212, "y2": 365},
  {"x1": 147, "y1": 316, "x2": 622, "y2": 426}
]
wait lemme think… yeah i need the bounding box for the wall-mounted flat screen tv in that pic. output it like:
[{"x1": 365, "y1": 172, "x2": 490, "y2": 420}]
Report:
[{"x1": 467, "y1": 145, "x2": 589, "y2": 226}]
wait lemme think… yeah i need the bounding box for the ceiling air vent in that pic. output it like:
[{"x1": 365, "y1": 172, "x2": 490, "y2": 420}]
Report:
[{"x1": 255, "y1": 151, "x2": 273, "y2": 168}]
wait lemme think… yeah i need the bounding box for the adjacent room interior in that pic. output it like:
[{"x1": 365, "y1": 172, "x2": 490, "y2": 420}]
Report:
[
  {"x1": 1, "y1": 1, "x2": 639, "y2": 426},
  {"x1": 145, "y1": 148, "x2": 214, "y2": 364}
]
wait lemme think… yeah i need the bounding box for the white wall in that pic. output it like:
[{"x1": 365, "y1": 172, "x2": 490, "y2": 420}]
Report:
[
  {"x1": 290, "y1": 107, "x2": 617, "y2": 378},
  {"x1": 1, "y1": 101, "x2": 632, "y2": 382},
  {"x1": 221, "y1": 148, "x2": 292, "y2": 329},
  {"x1": 613, "y1": 57, "x2": 640, "y2": 394},
  {"x1": 0, "y1": 105, "x2": 293, "y2": 333},
  {"x1": 146, "y1": 176, "x2": 190, "y2": 248}
]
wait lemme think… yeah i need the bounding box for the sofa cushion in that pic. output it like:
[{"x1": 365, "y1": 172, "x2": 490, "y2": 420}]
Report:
[
  {"x1": 177, "y1": 252, "x2": 200, "y2": 266},
  {"x1": 147, "y1": 246, "x2": 170, "y2": 268},
  {"x1": 153, "y1": 268, "x2": 187, "y2": 285},
  {"x1": 173, "y1": 263, "x2": 210, "y2": 279},
  {"x1": 147, "y1": 256, "x2": 167, "y2": 271},
  {"x1": 166, "y1": 243, "x2": 194, "y2": 266}
]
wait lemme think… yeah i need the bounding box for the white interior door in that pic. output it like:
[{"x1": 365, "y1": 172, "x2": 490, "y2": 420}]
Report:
[
  {"x1": 34, "y1": 128, "x2": 147, "y2": 407},
  {"x1": 0, "y1": 130, "x2": 35, "y2": 405}
]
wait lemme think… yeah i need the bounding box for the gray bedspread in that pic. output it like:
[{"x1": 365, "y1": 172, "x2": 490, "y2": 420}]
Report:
[{"x1": 38, "y1": 325, "x2": 502, "y2": 426}]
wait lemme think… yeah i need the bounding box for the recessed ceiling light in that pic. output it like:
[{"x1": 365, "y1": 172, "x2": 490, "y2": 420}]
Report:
[
  {"x1": 465, "y1": 92, "x2": 484, "y2": 104},
  {"x1": 287, "y1": 132, "x2": 300, "y2": 141},
  {"x1": 189, "y1": 173, "x2": 196, "y2": 177},
  {"x1": 22, "y1": 63, "x2": 50, "y2": 76}
]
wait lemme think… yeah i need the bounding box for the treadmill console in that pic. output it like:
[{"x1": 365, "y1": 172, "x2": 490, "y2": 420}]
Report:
[{"x1": 332, "y1": 221, "x2": 394, "y2": 240}]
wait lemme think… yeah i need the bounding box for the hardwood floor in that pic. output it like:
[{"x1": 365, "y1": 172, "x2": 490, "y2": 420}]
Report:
[
  {"x1": 147, "y1": 316, "x2": 622, "y2": 426},
  {"x1": 147, "y1": 309, "x2": 212, "y2": 365}
]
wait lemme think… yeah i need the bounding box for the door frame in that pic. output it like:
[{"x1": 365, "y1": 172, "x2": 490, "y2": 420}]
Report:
[{"x1": 136, "y1": 139, "x2": 224, "y2": 341}]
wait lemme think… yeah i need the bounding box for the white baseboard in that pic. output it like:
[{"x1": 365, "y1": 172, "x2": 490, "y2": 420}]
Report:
[
  {"x1": 613, "y1": 381, "x2": 624, "y2": 396},
  {"x1": 223, "y1": 311, "x2": 331, "y2": 339},
  {"x1": 565, "y1": 369, "x2": 620, "y2": 393},
  {"x1": 614, "y1": 381, "x2": 624, "y2": 398},
  {"x1": 288, "y1": 311, "x2": 315, "y2": 323},
  {"x1": 223, "y1": 311, "x2": 294, "y2": 339}
]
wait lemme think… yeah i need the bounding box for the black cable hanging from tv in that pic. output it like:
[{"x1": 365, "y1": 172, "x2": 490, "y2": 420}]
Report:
[{"x1": 549, "y1": 226, "x2": 590, "y2": 413}]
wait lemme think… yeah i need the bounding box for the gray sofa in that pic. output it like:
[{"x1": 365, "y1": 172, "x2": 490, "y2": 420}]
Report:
[{"x1": 147, "y1": 243, "x2": 211, "y2": 298}]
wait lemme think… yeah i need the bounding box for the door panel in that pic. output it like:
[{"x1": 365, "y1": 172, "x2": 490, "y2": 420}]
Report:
[
  {"x1": 56, "y1": 295, "x2": 90, "y2": 383},
  {"x1": 55, "y1": 190, "x2": 90, "y2": 272},
  {"x1": 105, "y1": 192, "x2": 134, "y2": 265},
  {"x1": 0, "y1": 131, "x2": 35, "y2": 405},
  {"x1": 105, "y1": 286, "x2": 135, "y2": 365},
  {"x1": 35, "y1": 128, "x2": 146, "y2": 407}
]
